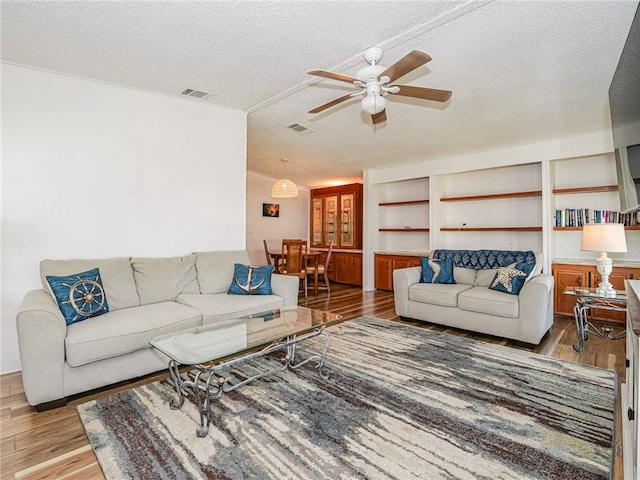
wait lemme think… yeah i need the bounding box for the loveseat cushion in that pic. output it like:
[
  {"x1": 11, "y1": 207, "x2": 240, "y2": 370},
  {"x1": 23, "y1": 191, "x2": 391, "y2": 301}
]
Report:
[
  {"x1": 454, "y1": 267, "x2": 477, "y2": 285},
  {"x1": 131, "y1": 255, "x2": 199, "y2": 305},
  {"x1": 65, "y1": 302, "x2": 202, "y2": 367},
  {"x1": 40, "y1": 257, "x2": 139, "y2": 311},
  {"x1": 409, "y1": 283, "x2": 473, "y2": 307},
  {"x1": 458, "y1": 287, "x2": 519, "y2": 318},
  {"x1": 177, "y1": 293, "x2": 283, "y2": 325},
  {"x1": 195, "y1": 251, "x2": 252, "y2": 294}
]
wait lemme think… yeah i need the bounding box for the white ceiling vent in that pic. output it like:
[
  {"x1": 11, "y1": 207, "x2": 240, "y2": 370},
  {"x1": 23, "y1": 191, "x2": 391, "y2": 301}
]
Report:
[
  {"x1": 181, "y1": 88, "x2": 217, "y2": 101},
  {"x1": 287, "y1": 123, "x2": 314, "y2": 135}
]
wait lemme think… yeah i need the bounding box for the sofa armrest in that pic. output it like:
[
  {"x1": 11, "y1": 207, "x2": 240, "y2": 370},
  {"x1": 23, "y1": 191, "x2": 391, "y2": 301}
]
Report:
[
  {"x1": 393, "y1": 266, "x2": 422, "y2": 317},
  {"x1": 16, "y1": 289, "x2": 67, "y2": 406},
  {"x1": 517, "y1": 274, "x2": 555, "y2": 344},
  {"x1": 270, "y1": 274, "x2": 299, "y2": 307}
]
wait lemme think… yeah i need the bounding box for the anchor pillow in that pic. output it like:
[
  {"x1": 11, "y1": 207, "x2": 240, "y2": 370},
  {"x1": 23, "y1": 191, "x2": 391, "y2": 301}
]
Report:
[{"x1": 228, "y1": 264, "x2": 274, "y2": 295}]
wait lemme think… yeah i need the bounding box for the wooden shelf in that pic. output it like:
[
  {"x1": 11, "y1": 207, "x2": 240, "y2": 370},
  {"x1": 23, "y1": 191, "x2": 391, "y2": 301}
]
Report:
[
  {"x1": 440, "y1": 226, "x2": 542, "y2": 232},
  {"x1": 378, "y1": 228, "x2": 429, "y2": 232},
  {"x1": 553, "y1": 185, "x2": 619, "y2": 195},
  {"x1": 554, "y1": 225, "x2": 640, "y2": 231},
  {"x1": 440, "y1": 190, "x2": 542, "y2": 202},
  {"x1": 378, "y1": 199, "x2": 429, "y2": 207}
]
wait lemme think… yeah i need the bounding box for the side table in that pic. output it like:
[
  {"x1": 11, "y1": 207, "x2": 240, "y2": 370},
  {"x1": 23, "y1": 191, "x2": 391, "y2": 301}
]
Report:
[{"x1": 563, "y1": 286, "x2": 627, "y2": 352}]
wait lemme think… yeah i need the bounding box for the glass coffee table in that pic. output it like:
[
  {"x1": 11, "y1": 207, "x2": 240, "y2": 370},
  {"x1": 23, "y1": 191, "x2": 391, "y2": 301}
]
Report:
[
  {"x1": 150, "y1": 306, "x2": 343, "y2": 437},
  {"x1": 563, "y1": 286, "x2": 627, "y2": 352}
]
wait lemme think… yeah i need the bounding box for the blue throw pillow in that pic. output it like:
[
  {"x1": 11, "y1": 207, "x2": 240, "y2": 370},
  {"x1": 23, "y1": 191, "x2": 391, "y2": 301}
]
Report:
[
  {"x1": 420, "y1": 257, "x2": 456, "y2": 284},
  {"x1": 228, "y1": 264, "x2": 274, "y2": 295},
  {"x1": 488, "y1": 262, "x2": 535, "y2": 295},
  {"x1": 45, "y1": 268, "x2": 110, "y2": 326}
]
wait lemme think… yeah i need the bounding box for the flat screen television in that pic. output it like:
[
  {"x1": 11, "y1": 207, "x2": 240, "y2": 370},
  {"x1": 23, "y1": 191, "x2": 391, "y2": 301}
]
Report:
[{"x1": 610, "y1": 4, "x2": 640, "y2": 213}]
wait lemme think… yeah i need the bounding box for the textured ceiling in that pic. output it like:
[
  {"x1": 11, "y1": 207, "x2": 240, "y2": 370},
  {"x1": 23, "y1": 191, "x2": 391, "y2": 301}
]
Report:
[{"x1": 2, "y1": 1, "x2": 638, "y2": 187}]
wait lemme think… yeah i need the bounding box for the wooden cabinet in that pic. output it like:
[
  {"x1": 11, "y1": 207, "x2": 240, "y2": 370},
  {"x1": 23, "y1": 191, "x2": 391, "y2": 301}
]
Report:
[
  {"x1": 375, "y1": 253, "x2": 422, "y2": 291},
  {"x1": 329, "y1": 252, "x2": 362, "y2": 286},
  {"x1": 310, "y1": 184, "x2": 363, "y2": 249},
  {"x1": 552, "y1": 262, "x2": 640, "y2": 324}
]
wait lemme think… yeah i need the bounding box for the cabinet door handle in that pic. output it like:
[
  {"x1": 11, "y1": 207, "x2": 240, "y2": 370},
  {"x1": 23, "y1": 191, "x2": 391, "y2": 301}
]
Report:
[{"x1": 577, "y1": 277, "x2": 582, "y2": 286}]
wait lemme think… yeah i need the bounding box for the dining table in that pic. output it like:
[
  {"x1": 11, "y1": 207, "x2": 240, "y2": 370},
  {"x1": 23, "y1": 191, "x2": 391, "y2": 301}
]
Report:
[{"x1": 269, "y1": 250, "x2": 322, "y2": 295}]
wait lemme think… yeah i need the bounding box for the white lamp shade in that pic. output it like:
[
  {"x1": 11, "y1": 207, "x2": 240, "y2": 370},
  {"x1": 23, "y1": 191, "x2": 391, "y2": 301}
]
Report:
[
  {"x1": 361, "y1": 93, "x2": 386, "y2": 115},
  {"x1": 581, "y1": 223, "x2": 628, "y2": 252},
  {"x1": 271, "y1": 178, "x2": 299, "y2": 198}
]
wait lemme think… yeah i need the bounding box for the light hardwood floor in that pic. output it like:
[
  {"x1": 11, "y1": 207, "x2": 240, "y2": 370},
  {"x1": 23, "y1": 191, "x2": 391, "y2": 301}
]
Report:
[{"x1": 1, "y1": 284, "x2": 626, "y2": 479}]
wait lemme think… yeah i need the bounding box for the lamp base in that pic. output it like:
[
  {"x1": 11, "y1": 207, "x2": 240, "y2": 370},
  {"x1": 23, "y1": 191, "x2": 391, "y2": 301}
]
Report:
[{"x1": 595, "y1": 286, "x2": 617, "y2": 297}]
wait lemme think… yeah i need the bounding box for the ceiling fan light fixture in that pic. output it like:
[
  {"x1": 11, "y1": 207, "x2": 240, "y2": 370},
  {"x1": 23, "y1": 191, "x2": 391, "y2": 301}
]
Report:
[{"x1": 361, "y1": 93, "x2": 386, "y2": 115}]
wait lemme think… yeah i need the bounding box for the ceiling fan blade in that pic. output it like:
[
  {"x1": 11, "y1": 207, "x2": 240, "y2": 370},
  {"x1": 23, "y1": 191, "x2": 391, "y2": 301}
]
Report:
[
  {"x1": 392, "y1": 85, "x2": 452, "y2": 102},
  {"x1": 308, "y1": 70, "x2": 358, "y2": 84},
  {"x1": 378, "y1": 50, "x2": 432, "y2": 83},
  {"x1": 308, "y1": 93, "x2": 354, "y2": 114},
  {"x1": 372, "y1": 109, "x2": 387, "y2": 125}
]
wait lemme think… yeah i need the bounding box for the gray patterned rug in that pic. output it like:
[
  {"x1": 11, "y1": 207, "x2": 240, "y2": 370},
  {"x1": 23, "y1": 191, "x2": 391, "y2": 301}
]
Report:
[{"x1": 77, "y1": 317, "x2": 616, "y2": 480}]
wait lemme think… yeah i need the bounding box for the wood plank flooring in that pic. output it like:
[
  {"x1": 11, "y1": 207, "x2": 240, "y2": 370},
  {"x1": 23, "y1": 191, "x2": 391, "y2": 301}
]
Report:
[{"x1": 0, "y1": 284, "x2": 627, "y2": 479}]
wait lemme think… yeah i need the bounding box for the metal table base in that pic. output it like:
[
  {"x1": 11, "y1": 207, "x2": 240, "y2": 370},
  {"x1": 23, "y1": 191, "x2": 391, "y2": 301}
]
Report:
[
  {"x1": 166, "y1": 328, "x2": 330, "y2": 437},
  {"x1": 573, "y1": 297, "x2": 626, "y2": 352}
]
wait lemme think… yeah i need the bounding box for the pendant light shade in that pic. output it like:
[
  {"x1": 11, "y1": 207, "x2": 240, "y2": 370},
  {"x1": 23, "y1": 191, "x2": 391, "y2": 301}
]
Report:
[
  {"x1": 271, "y1": 178, "x2": 299, "y2": 198},
  {"x1": 271, "y1": 159, "x2": 299, "y2": 199}
]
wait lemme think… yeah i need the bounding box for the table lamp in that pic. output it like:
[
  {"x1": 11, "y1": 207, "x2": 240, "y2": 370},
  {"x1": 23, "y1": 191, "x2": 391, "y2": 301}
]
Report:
[{"x1": 581, "y1": 223, "x2": 627, "y2": 296}]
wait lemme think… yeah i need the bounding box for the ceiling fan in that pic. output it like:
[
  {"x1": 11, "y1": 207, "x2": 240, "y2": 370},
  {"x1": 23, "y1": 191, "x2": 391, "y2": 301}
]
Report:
[{"x1": 307, "y1": 47, "x2": 452, "y2": 124}]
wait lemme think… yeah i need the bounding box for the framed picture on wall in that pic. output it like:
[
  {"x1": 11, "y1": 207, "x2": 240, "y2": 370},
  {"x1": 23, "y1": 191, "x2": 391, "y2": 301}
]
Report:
[{"x1": 263, "y1": 203, "x2": 280, "y2": 217}]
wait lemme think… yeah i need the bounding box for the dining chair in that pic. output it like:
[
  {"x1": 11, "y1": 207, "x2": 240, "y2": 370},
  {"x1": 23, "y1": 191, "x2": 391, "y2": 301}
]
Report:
[
  {"x1": 281, "y1": 239, "x2": 308, "y2": 298},
  {"x1": 307, "y1": 241, "x2": 333, "y2": 295},
  {"x1": 263, "y1": 240, "x2": 273, "y2": 266}
]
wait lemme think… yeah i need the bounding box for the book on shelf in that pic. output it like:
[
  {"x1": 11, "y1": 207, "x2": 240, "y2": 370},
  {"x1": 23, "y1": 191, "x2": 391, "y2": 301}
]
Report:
[{"x1": 554, "y1": 208, "x2": 639, "y2": 227}]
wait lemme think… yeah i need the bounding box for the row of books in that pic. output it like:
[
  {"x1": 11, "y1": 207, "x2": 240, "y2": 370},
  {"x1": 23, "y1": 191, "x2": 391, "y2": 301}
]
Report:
[{"x1": 555, "y1": 209, "x2": 640, "y2": 227}]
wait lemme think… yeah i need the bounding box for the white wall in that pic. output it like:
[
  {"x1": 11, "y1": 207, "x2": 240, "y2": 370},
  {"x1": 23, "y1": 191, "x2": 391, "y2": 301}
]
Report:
[
  {"x1": 1, "y1": 65, "x2": 248, "y2": 373},
  {"x1": 246, "y1": 171, "x2": 309, "y2": 265}
]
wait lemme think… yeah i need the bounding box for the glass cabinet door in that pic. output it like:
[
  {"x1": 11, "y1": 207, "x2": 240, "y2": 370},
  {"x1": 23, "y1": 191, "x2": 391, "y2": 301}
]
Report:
[
  {"x1": 340, "y1": 193, "x2": 355, "y2": 247},
  {"x1": 311, "y1": 197, "x2": 323, "y2": 246},
  {"x1": 325, "y1": 196, "x2": 338, "y2": 247}
]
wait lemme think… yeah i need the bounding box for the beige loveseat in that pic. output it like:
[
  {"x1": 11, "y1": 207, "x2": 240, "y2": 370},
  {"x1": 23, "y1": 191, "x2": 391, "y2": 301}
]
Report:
[
  {"x1": 16, "y1": 250, "x2": 298, "y2": 410},
  {"x1": 393, "y1": 249, "x2": 554, "y2": 345}
]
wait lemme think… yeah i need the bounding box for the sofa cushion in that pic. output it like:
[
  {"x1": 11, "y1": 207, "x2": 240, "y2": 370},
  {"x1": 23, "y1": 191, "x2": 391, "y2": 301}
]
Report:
[
  {"x1": 458, "y1": 287, "x2": 519, "y2": 318},
  {"x1": 475, "y1": 268, "x2": 499, "y2": 287},
  {"x1": 454, "y1": 267, "x2": 476, "y2": 285},
  {"x1": 46, "y1": 267, "x2": 110, "y2": 325},
  {"x1": 228, "y1": 264, "x2": 274, "y2": 295},
  {"x1": 420, "y1": 257, "x2": 455, "y2": 284},
  {"x1": 195, "y1": 251, "x2": 252, "y2": 294},
  {"x1": 40, "y1": 257, "x2": 139, "y2": 311},
  {"x1": 65, "y1": 301, "x2": 202, "y2": 367},
  {"x1": 409, "y1": 283, "x2": 473, "y2": 307},
  {"x1": 131, "y1": 255, "x2": 199, "y2": 305},
  {"x1": 177, "y1": 293, "x2": 283, "y2": 325}
]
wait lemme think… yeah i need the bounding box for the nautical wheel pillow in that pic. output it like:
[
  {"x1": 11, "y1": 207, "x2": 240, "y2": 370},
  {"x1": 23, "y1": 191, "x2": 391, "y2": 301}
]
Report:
[
  {"x1": 46, "y1": 267, "x2": 110, "y2": 325},
  {"x1": 227, "y1": 264, "x2": 274, "y2": 295}
]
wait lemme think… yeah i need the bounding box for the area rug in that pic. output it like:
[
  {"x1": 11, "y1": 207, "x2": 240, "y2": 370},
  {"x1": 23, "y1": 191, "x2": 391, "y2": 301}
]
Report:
[{"x1": 77, "y1": 317, "x2": 616, "y2": 480}]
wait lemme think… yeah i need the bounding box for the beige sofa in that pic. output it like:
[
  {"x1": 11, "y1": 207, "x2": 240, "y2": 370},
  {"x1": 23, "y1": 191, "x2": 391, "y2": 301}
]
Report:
[
  {"x1": 16, "y1": 250, "x2": 299, "y2": 410},
  {"x1": 393, "y1": 250, "x2": 554, "y2": 345}
]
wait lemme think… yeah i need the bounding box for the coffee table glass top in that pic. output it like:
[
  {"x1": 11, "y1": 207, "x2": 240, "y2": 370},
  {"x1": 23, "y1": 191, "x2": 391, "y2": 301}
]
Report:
[{"x1": 150, "y1": 306, "x2": 343, "y2": 366}]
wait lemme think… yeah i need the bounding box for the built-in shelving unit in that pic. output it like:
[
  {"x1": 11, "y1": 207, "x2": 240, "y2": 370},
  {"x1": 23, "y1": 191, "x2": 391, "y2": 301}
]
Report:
[
  {"x1": 552, "y1": 185, "x2": 618, "y2": 195},
  {"x1": 379, "y1": 199, "x2": 429, "y2": 207},
  {"x1": 440, "y1": 190, "x2": 542, "y2": 202},
  {"x1": 379, "y1": 228, "x2": 429, "y2": 232},
  {"x1": 440, "y1": 226, "x2": 542, "y2": 232},
  {"x1": 374, "y1": 177, "x2": 430, "y2": 254}
]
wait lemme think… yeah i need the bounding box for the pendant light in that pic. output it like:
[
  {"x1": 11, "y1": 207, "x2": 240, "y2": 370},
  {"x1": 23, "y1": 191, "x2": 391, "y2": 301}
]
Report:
[{"x1": 271, "y1": 159, "x2": 299, "y2": 198}]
